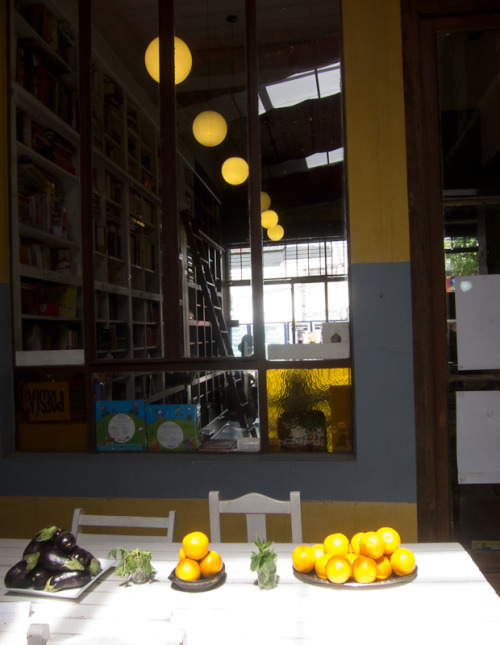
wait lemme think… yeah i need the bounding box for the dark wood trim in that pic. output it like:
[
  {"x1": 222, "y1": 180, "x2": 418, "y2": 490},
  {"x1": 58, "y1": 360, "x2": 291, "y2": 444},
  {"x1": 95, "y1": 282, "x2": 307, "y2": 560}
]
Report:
[{"x1": 160, "y1": 0, "x2": 182, "y2": 358}]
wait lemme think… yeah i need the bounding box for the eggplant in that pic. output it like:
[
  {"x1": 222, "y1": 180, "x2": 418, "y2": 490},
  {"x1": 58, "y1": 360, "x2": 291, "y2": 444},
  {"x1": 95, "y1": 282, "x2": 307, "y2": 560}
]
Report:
[
  {"x1": 53, "y1": 530, "x2": 77, "y2": 554},
  {"x1": 44, "y1": 569, "x2": 92, "y2": 593},
  {"x1": 71, "y1": 546, "x2": 93, "y2": 566},
  {"x1": 29, "y1": 565, "x2": 52, "y2": 590},
  {"x1": 4, "y1": 552, "x2": 40, "y2": 588},
  {"x1": 38, "y1": 545, "x2": 84, "y2": 572},
  {"x1": 69, "y1": 546, "x2": 101, "y2": 576},
  {"x1": 23, "y1": 526, "x2": 61, "y2": 556}
]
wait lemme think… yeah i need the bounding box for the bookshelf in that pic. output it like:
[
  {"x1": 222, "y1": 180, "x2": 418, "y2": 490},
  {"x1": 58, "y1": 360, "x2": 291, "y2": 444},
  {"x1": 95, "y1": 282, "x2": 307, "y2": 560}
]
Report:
[
  {"x1": 10, "y1": 0, "x2": 82, "y2": 366},
  {"x1": 90, "y1": 55, "x2": 163, "y2": 367},
  {"x1": 9, "y1": 0, "x2": 246, "y2": 450}
]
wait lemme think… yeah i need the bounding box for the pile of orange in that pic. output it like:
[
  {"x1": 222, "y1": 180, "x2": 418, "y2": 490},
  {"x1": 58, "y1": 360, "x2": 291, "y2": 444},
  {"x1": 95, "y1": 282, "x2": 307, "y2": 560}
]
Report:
[
  {"x1": 175, "y1": 531, "x2": 223, "y2": 582},
  {"x1": 292, "y1": 527, "x2": 416, "y2": 585}
]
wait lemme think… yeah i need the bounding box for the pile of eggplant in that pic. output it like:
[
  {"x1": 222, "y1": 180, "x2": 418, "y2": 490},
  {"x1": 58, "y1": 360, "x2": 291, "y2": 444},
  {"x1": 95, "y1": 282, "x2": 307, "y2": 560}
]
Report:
[{"x1": 4, "y1": 526, "x2": 102, "y2": 593}]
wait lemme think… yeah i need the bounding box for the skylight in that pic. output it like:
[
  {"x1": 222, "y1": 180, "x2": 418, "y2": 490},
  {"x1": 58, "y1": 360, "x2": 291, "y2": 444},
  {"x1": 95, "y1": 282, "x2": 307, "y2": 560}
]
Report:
[
  {"x1": 306, "y1": 147, "x2": 344, "y2": 168},
  {"x1": 262, "y1": 62, "x2": 341, "y2": 111}
]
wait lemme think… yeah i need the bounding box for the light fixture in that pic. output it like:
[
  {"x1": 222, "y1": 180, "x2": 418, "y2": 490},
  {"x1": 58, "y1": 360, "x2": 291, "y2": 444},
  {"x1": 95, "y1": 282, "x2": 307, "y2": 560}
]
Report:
[
  {"x1": 192, "y1": 111, "x2": 228, "y2": 147},
  {"x1": 261, "y1": 191, "x2": 271, "y2": 211},
  {"x1": 144, "y1": 36, "x2": 192, "y2": 85},
  {"x1": 261, "y1": 209, "x2": 278, "y2": 229},
  {"x1": 221, "y1": 157, "x2": 249, "y2": 185},
  {"x1": 267, "y1": 224, "x2": 284, "y2": 241}
]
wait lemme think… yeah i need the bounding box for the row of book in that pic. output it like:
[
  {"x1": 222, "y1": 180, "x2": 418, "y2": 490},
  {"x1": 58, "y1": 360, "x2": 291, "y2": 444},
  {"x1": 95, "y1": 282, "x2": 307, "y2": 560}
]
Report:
[
  {"x1": 96, "y1": 323, "x2": 129, "y2": 352},
  {"x1": 21, "y1": 282, "x2": 78, "y2": 319},
  {"x1": 129, "y1": 190, "x2": 153, "y2": 224},
  {"x1": 18, "y1": 192, "x2": 67, "y2": 239},
  {"x1": 20, "y1": 239, "x2": 72, "y2": 274},
  {"x1": 130, "y1": 230, "x2": 156, "y2": 270},
  {"x1": 23, "y1": 321, "x2": 82, "y2": 352},
  {"x1": 16, "y1": 39, "x2": 77, "y2": 129},
  {"x1": 21, "y1": 2, "x2": 76, "y2": 65}
]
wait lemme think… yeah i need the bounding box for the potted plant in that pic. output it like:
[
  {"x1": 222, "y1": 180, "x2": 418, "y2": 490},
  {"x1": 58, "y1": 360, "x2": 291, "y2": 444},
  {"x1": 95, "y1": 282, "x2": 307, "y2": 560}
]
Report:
[
  {"x1": 108, "y1": 547, "x2": 156, "y2": 585},
  {"x1": 250, "y1": 536, "x2": 278, "y2": 590}
]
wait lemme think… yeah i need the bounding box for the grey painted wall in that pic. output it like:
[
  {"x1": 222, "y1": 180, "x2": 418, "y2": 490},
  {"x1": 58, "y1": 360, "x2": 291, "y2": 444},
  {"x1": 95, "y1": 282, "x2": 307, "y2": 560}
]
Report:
[{"x1": 0, "y1": 262, "x2": 417, "y2": 502}]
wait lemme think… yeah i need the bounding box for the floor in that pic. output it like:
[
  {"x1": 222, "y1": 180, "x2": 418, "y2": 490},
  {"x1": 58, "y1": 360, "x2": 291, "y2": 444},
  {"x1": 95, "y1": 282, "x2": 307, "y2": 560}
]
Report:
[{"x1": 451, "y1": 484, "x2": 500, "y2": 595}]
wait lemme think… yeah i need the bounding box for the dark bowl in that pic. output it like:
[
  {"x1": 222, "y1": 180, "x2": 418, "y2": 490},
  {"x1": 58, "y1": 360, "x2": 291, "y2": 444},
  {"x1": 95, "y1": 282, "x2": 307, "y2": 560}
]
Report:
[{"x1": 168, "y1": 563, "x2": 226, "y2": 592}]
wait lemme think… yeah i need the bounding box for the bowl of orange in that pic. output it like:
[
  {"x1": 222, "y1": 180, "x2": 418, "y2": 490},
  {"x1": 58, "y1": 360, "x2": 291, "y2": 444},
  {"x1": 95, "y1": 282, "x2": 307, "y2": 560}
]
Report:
[
  {"x1": 292, "y1": 527, "x2": 417, "y2": 589},
  {"x1": 169, "y1": 531, "x2": 226, "y2": 592}
]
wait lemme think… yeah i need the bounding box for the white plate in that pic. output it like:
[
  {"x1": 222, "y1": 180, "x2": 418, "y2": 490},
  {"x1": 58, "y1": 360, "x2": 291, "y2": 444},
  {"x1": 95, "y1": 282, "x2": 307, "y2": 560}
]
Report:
[{"x1": 6, "y1": 559, "x2": 115, "y2": 600}]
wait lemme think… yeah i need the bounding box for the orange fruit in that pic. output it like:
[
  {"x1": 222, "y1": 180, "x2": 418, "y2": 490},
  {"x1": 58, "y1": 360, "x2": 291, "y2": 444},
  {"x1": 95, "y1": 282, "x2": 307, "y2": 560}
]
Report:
[
  {"x1": 324, "y1": 533, "x2": 349, "y2": 556},
  {"x1": 376, "y1": 527, "x2": 401, "y2": 555},
  {"x1": 346, "y1": 552, "x2": 358, "y2": 565},
  {"x1": 359, "y1": 531, "x2": 385, "y2": 560},
  {"x1": 350, "y1": 532, "x2": 365, "y2": 555},
  {"x1": 390, "y1": 548, "x2": 416, "y2": 576},
  {"x1": 292, "y1": 545, "x2": 316, "y2": 573},
  {"x1": 375, "y1": 555, "x2": 392, "y2": 580},
  {"x1": 352, "y1": 555, "x2": 378, "y2": 584},
  {"x1": 312, "y1": 543, "x2": 325, "y2": 559},
  {"x1": 178, "y1": 547, "x2": 186, "y2": 560},
  {"x1": 199, "y1": 551, "x2": 223, "y2": 579},
  {"x1": 325, "y1": 555, "x2": 352, "y2": 584},
  {"x1": 314, "y1": 553, "x2": 333, "y2": 579},
  {"x1": 175, "y1": 557, "x2": 201, "y2": 581},
  {"x1": 182, "y1": 531, "x2": 209, "y2": 561}
]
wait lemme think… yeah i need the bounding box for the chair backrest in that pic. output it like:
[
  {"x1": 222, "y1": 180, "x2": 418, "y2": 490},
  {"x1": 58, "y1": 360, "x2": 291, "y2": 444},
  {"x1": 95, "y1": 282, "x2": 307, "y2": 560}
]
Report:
[
  {"x1": 71, "y1": 508, "x2": 176, "y2": 542},
  {"x1": 208, "y1": 491, "x2": 302, "y2": 543}
]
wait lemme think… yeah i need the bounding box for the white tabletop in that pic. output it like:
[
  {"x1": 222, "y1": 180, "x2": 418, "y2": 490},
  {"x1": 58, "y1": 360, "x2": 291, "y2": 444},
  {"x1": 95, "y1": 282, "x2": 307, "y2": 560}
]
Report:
[{"x1": 1, "y1": 537, "x2": 500, "y2": 644}]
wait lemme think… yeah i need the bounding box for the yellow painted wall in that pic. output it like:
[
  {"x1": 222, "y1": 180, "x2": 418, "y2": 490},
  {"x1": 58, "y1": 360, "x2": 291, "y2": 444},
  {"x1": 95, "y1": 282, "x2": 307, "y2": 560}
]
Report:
[
  {"x1": 0, "y1": 497, "x2": 417, "y2": 543},
  {"x1": 342, "y1": 0, "x2": 410, "y2": 264}
]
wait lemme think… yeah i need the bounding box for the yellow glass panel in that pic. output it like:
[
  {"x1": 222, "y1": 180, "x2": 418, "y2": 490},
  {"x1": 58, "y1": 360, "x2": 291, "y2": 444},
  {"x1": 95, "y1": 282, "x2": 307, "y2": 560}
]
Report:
[{"x1": 267, "y1": 368, "x2": 352, "y2": 453}]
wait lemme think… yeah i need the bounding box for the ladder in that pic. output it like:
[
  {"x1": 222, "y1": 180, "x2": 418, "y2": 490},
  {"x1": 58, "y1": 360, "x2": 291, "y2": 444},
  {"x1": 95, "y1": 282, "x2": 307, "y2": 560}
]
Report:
[{"x1": 180, "y1": 210, "x2": 251, "y2": 430}]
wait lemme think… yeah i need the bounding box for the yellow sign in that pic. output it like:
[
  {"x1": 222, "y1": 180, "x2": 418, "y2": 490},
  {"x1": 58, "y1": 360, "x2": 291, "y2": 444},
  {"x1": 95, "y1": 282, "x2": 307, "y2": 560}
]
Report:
[{"x1": 24, "y1": 382, "x2": 71, "y2": 422}]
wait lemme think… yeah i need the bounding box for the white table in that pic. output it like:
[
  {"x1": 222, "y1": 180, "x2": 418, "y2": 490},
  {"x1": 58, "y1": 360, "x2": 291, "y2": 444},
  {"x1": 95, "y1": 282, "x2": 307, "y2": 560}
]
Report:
[{"x1": 1, "y1": 537, "x2": 500, "y2": 644}]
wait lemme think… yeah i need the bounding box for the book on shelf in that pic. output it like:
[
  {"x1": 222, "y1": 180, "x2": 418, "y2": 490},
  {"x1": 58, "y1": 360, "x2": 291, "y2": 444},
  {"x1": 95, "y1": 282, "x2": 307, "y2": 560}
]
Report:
[{"x1": 16, "y1": 39, "x2": 77, "y2": 128}]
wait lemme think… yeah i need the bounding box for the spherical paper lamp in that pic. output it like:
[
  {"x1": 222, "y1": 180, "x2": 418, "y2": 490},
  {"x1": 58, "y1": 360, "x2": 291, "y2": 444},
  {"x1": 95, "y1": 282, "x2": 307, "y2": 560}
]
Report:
[
  {"x1": 192, "y1": 111, "x2": 228, "y2": 147},
  {"x1": 221, "y1": 157, "x2": 249, "y2": 185},
  {"x1": 267, "y1": 224, "x2": 284, "y2": 241},
  {"x1": 261, "y1": 209, "x2": 278, "y2": 229},
  {"x1": 145, "y1": 36, "x2": 192, "y2": 85},
  {"x1": 261, "y1": 191, "x2": 271, "y2": 211}
]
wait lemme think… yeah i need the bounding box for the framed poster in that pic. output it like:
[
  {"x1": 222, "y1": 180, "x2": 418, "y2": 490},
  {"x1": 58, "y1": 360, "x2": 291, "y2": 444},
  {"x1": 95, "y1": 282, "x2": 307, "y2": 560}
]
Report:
[{"x1": 455, "y1": 275, "x2": 500, "y2": 370}]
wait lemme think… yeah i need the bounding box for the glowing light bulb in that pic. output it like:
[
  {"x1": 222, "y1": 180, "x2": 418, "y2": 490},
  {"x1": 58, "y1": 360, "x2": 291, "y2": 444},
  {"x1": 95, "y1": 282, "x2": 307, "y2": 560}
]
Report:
[
  {"x1": 145, "y1": 36, "x2": 192, "y2": 85},
  {"x1": 261, "y1": 209, "x2": 279, "y2": 229},
  {"x1": 192, "y1": 111, "x2": 228, "y2": 147},
  {"x1": 221, "y1": 157, "x2": 249, "y2": 185},
  {"x1": 261, "y1": 191, "x2": 271, "y2": 211},
  {"x1": 267, "y1": 224, "x2": 284, "y2": 241}
]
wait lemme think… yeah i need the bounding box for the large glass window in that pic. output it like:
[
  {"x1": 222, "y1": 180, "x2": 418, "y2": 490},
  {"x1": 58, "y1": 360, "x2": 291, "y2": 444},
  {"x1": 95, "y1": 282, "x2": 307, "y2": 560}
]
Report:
[{"x1": 10, "y1": 0, "x2": 350, "y2": 455}]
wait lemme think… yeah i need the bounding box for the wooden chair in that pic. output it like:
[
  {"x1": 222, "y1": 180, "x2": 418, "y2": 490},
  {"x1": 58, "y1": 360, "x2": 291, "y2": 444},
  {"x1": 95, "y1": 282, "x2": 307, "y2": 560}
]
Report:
[
  {"x1": 71, "y1": 507, "x2": 176, "y2": 542},
  {"x1": 208, "y1": 491, "x2": 302, "y2": 543}
]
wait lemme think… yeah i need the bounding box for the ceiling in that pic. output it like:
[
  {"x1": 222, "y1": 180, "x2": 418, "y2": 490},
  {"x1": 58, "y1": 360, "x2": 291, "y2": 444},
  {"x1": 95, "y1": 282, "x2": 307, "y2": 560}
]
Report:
[{"x1": 90, "y1": 0, "x2": 346, "y2": 244}]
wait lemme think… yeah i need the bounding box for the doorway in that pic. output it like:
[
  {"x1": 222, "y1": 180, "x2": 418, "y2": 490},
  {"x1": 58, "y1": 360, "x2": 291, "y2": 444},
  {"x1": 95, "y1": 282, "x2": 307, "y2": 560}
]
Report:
[{"x1": 404, "y1": 7, "x2": 500, "y2": 548}]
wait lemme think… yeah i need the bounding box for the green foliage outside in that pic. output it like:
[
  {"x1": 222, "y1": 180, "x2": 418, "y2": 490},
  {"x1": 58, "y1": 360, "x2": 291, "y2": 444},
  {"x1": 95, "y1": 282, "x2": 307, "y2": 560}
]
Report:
[{"x1": 444, "y1": 236, "x2": 479, "y2": 276}]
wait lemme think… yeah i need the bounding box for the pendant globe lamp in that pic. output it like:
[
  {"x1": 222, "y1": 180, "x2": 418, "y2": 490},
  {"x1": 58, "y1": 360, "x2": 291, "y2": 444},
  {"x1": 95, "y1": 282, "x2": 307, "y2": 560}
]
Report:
[
  {"x1": 145, "y1": 36, "x2": 192, "y2": 85},
  {"x1": 221, "y1": 157, "x2": 249, "y2": 185},
  {"x1": 192, "y1": 110, "x2": 228, "y2": 147},
  {"x1": 261, "y1": 191, "x2": 271, "y2": 211},
  {"x1": 261, "y1": 209, "x2": 279, "y2": 229},
  {"x1": 267, "y1": 224, "x2": 284, "y2": 241}
]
